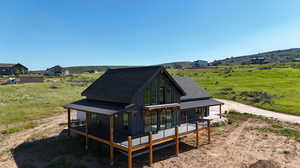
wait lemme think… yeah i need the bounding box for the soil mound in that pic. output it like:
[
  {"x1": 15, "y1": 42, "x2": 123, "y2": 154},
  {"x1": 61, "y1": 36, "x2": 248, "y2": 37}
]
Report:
[{"x1": 249, "y1": 160, "x2": 280, "y2": 168}]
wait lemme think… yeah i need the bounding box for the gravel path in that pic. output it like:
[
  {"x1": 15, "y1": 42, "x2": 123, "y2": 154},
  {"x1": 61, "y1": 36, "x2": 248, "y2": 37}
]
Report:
[{"x1": 210, "y1": 99, "x2": 300, "y2": 124}]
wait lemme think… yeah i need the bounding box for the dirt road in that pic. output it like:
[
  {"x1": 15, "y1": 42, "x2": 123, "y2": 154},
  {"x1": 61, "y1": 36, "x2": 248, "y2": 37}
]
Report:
[{"x1": 211, "y1": 99, "x2": 300, "y2": 124}]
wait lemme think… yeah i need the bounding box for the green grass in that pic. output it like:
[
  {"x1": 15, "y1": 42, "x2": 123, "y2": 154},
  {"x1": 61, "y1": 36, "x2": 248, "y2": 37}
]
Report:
[
  {"x1": 1, "y1": 63, "x2": 300, "y2": 129},
  {"x1": 0, "y1": 74, "x2": 100, "y2": 126},
  {"x1": 0, "y1": 121, "x2": 38, "y2": 135},
  {"x1": 169, "y1": 63, "x2": 300, "y2": 116}
]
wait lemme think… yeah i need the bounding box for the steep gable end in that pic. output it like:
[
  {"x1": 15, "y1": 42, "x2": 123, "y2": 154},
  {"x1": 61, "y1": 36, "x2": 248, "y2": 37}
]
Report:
[
  {"x1": 82, "y1": 66, "x2": 163, "y2": 104},
  {"x1": 82, "y1": 66, "x2": 185, "y2": 104}
]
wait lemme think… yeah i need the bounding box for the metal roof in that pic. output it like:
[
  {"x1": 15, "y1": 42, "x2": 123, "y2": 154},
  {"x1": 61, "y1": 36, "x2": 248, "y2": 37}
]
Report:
[
  {"x1": 0, "y1": 64, "x2": 17, "y2": 68},
  {"x1": 64, "y1": 99, "x2": 126, "y2": 116},
  {"x1": 174, "y1": 77, "x2": 211, "y2": 101},
  {"x1": 180, "y1": 99, "x2": 224, "y2": 110}
]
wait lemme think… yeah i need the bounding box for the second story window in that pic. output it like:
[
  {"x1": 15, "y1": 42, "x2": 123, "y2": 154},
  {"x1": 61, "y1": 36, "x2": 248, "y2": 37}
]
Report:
[
  {"x1": 166, "y1": 87, "x2": 173, "y2": 103},
  {"x1": 150, "y1": 81, "x2": 157, "y2": 105},
  {"x1": 144, "y1": 88, "x2": 150, "y2": 105}
]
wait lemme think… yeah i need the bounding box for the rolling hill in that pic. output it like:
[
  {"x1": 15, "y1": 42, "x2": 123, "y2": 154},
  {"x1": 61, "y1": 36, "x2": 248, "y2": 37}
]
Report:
[
  {"x1": 211, "y1": 48, "x2": 300, "y2": 66},
  {"x1": 64, "y1": 61, "x2": 193, "y2": 74}
]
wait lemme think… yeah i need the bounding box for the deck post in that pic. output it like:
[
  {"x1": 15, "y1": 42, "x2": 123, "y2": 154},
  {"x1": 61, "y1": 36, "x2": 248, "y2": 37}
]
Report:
[
  {"x1": 128, "y1": 136, "x2": 132, "y2": 168},
  {"x1": 207, "y1": 120, "x2": 211, "y2": 143},
  {"x1": 148, "y1": 132, "x2": 153, "y2": 166},
  {"x1": 67, "y1": 108, "x2": 70, "y2": 136},
  {"x1": 219, "y1": 105, "x2": 222, "y2": 118},
  {"x1": 175, "y1": 126, "x2": 179, "y2": 155},
  {"x1": 85, "y1": 112, "x2": 89, "y2": 151},
  {"x1": 196, "y1": 121, "x2": 199, "y2": 148},
  {"x1": 109, "y1": 115, "x2": 114, "y2": 165}
]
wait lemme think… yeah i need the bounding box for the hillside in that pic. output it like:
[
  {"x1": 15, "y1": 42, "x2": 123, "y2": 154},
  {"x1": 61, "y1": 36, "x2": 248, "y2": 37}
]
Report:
[
  {"x1": 64, "y1": 61, "x2": 193, "y2": 73},
  {"x1": 211, "y1": 48, "x2": 300, "y2": 66}
]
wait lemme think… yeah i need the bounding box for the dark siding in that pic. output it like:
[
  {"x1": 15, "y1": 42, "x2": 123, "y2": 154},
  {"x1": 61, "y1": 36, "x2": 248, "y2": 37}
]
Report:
[{"x1": 130, "y1": 72, "x2": 182, "y2": 136}]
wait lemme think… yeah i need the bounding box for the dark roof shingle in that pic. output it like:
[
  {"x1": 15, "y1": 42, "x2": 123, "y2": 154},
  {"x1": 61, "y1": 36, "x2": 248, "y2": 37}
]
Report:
[
  {"x1": 64, "y1": 99, "x2": 125, "y2": 115},
  {"x1": 174, "y1": 77, "x2": 210, "y2": 101},
  {"x1": 82, "y1": 66, "x2": 185, "y2": 104}
]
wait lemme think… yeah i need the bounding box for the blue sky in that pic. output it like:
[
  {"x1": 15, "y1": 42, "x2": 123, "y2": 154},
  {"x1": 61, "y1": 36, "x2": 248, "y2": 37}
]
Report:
[{"x1": 1, "y1": 0, "x2": 300, "y2": 70}]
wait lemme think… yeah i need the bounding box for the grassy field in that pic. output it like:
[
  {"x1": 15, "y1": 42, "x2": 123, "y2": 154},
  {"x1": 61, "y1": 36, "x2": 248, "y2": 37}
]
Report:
[
  {"x1": 170, "y1": 63, "x2": 300, "y2": 116},
  {"x1": 0, "y1": 63, "x2": 300, "y2": 130},
  {"x1": 0, "y1": 74, "x2": 100, "y2": 127}
]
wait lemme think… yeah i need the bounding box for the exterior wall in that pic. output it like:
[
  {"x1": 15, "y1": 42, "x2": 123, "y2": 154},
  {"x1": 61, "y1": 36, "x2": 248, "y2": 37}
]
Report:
[
  {"x1": 192, "y1": 60, "x2": 209, "y2": 68},
  {"x1": 129, "y1": 72, "x2": 182, "y2": 136},
  {"x1": 45, "y1": 66, "x2": 69, "y2": 76}
]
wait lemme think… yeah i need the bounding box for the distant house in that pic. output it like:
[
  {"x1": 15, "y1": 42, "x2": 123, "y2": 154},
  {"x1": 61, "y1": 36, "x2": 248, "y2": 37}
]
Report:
[
  {"x1": 0, "y1": 63, "x2": 28, "y2": 75},
  {"x1": 251, "y1": 57, "x2": 266, "y2": 64},
  {"x1": 45, "y1": 65, "x2": 69, "y2": 76},
  {"x1": 293, "y1": 58, "x2": 300, "y2": 62},
  {"x1": 192, "y1": 60, "x2": 209, "y2": 68}
]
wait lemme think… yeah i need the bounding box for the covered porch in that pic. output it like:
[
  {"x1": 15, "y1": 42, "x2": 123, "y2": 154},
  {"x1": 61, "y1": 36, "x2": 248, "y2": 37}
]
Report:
[{"x1": 64, "y1": 100, "x2": 212, "y2": 168}]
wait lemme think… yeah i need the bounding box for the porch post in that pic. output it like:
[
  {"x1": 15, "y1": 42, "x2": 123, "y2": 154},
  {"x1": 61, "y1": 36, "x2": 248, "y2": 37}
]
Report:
[
  {"x1": 128, "y1": 136, "x2": 132, "y2": 168},
  {"x1": 148, "y1": 132, "x2": 153, "y2": 166},
  {"x1": 196, "y1": 121, "x2": 199, "y2": 148},
  {"x1": 85, "y1": 112, "x2": 89, "y2": 151},
  {"x1": 109, "y1": 115, "x2": 114, "y2": 165},
  {"x1": 67, "y1": 108, "x2": 70, "y2": 136},
  {"x1": 175, "y1": 126, "x2": 179, "y2": 155},
  {"x1": 219, "y1": 105, "x2": 222, "y2": 118},
  {"x1": 207, "y1": 120, "x2": 211, "y2": 143}
]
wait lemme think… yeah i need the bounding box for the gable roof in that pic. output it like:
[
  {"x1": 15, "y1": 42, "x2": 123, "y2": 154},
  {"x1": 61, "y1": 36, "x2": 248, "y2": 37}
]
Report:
[
  {"x1": 0, "y1": 63, "x2": 27, "y2": 68},
  {"x1": 174, "y1": 77, "x2": 211, "y2": 101},
  {"x1": 82, "y1": 66, "x2": 185, "y2": 104},
  {"x1": 0, "y1": 64, "x2": 16, "y2": 68}
]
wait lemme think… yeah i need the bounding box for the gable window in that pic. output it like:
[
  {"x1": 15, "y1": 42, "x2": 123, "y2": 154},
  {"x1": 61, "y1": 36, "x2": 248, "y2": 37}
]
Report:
[
  {"x1": 159, "y1": 87, "x2": 165, "y2": 104},
  {"x1": 144, "y1": 88, "x2": 150, "y2": 105},
  {"x1": 166, "y1": 87, "x2": 173, "y2": 104},
  {"x1": 150, "y1": 80, "x2": 157, "y2": 105}
]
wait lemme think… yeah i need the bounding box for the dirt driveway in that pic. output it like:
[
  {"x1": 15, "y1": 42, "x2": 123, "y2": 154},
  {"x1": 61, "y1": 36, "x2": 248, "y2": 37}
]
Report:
[
  {"x1": 1, "y1": 112, "x2": 300, "y2": 168},
  {"x1": 211, "y1": 99, "x2": 300, "y2": 124}
]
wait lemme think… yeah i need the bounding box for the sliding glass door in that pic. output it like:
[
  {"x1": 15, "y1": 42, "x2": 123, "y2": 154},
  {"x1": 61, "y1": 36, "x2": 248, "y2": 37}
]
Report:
[{"x1": 145, "y1": 109, "x2": 174, "y2": 133}]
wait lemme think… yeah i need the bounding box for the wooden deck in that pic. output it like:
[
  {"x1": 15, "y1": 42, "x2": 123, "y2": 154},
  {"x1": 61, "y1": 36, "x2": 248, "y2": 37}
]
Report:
[
  {"x1": 118, "y1": 122, "x2": 207, "y2": 147},
  {"x1": 67, "y1": 108, "x2": 211, "y2": 168}
]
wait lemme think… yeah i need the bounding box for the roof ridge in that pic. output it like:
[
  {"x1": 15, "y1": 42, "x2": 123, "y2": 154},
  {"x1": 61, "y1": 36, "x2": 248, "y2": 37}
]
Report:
[{"x1": 108, "y1": 65, "x2": 162, "y2": 71}]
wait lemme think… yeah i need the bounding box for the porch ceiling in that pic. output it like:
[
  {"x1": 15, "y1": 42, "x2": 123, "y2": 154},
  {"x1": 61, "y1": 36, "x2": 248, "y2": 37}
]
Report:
[
  {"x1": 144, "y1": 103, "x2": 180, "y2": 111},
  {"x1": 64, "y1": 99, "x2": 125, "y2": 116},
  {"x1": 180, "y1": 99, "x2": 224, "y2": 110}
]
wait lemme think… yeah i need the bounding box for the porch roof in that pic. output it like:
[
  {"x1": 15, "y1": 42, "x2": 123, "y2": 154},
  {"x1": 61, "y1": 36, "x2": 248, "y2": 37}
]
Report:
[
  {"x1": 64, "y1": 99, "x2": 125, "y2": 116},
  {"x1": 180, "y1": 99, "x2": 224, "y2": 110},
  {"x1": 144, "y1": 103, "x2": 180, "y2": 111}
]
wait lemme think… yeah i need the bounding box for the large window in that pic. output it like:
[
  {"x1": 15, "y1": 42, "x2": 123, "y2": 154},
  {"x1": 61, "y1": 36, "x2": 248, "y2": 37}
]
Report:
[
  {"x1": 144, "y1": 110, "x2": 158, "y2": 133},
  {"x1": 166, "y1": 87, "x2": 173, "y2": 104},
  {"x1": 159, "y1": 109, "x2": 173, "y2": 129},
  {"x1": 159, "y1": 87, "x2": 165, "y2": 104},
  {"x1": 144, "y1": 87, "x2": 150, "y2": 105},
  {"x1": 150, "y1": 80, "x2": 157, "y2": 105}
]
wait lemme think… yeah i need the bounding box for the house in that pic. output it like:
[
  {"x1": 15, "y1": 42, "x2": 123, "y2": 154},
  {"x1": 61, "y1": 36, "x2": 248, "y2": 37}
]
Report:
[
  {"x1": 44, "y1": 65, "x2": 69, "y2": 76},
  {"x1": 251, "y1": 57, "x2": 266, "y2": 64},
  {"x1": 64, "y1": 66, "x2": 223, "y2": 168},
  {"x1": 293, "y1": 58, "x2": 300, "y2": 62},
  {"x1": 192, "y1": 60, "x2": 209, "y2": 68},
  {"x1": 0, "y1": 63, "x2": 28, "y2": 75}
]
